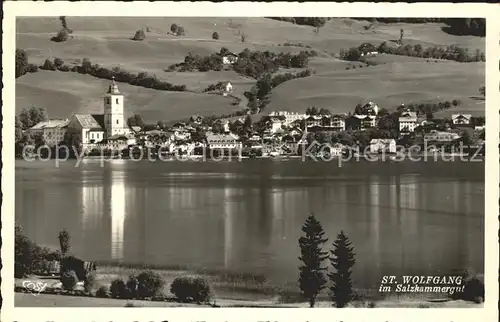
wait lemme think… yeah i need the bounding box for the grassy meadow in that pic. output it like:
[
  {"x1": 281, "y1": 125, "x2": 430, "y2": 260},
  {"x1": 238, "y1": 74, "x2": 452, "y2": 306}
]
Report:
[{"x1": 16, "y1": 17, "x2": 485, "y2": 122}]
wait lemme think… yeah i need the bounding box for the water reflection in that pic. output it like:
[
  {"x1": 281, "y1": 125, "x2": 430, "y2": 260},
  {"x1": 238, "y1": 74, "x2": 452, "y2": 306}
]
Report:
[
  {"x1": 111, "y1": 170, "x2": 126, "y2": 261},
  {"x1": 15, "y1": 160, "x2": 484, "y2": 288}
]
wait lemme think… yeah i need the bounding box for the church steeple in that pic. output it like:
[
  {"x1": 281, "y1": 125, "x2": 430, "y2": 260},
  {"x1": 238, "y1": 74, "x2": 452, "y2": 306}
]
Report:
[
  {"x1": 104, "y1": 76, "x2": 125, "y2": 138},
  {"x1": 107, "y1": 76, "x2": 120, "y2": 94}
]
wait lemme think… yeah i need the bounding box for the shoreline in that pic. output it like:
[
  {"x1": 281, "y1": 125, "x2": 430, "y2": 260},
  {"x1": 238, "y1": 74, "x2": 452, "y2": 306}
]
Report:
[{"x1": 15, "y1": 261, "x2": 479, "y2": 306}]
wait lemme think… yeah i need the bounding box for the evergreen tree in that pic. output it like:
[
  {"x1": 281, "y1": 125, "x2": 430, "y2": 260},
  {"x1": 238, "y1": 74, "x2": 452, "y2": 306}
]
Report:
[
  {"x1": 58, "y1": 229, "x2": 70, "y2": 257},
  {"x1": 298, "y1": 214, "x2": 329, "y2": 307},
  {"x1": 328, "y1": 230, "x2": 356, "y2": 308}
]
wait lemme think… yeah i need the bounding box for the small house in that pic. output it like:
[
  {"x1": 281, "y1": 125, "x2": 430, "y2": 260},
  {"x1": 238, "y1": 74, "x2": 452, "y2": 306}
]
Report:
[
  {"x1": 222, "y1": 53, "x2": 239, "y2": 65},
  {"x1": 452, "y1": 114, "x2": 472, "y2": 126},
  {"x1": 221, "y1": 81, "x2": 233, "y2": 96},
  {"x1": 369, "y1": 139, "x2": 396, "y2": 154}
]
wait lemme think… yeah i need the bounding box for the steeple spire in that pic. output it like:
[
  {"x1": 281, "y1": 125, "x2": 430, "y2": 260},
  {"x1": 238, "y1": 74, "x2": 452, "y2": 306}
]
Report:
[{"x1": 107, "y1": 76, "x2": 120, "y2": 94}]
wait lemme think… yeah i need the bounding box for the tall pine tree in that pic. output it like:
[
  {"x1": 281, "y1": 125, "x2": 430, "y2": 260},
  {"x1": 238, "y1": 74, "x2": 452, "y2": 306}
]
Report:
[
  {"x1": 298, "y1": 214, "x2": 329, "y2": 307},
  {"x1": 328, "y1": 230, "x2": 356, "y2": 308}
]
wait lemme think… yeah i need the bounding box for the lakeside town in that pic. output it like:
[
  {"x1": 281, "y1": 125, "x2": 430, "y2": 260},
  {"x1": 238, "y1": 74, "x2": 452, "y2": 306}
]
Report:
[{"x1": 16, "y1": 77, "x2": 485, "y2": 161}]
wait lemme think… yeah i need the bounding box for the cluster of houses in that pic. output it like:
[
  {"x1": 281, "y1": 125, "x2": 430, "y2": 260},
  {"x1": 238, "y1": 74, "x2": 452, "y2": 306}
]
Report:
[{"x1": 25, "y1": 78, "x2": 484, "y2": 158}]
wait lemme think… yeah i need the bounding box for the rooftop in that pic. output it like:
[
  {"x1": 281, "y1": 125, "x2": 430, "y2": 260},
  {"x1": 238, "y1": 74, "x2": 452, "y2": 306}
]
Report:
[
  {"x1": 74, "y1": 114, "x2": 105, "y2": 129},
  {"x1": 29, "y1": 119, "x2": 70, "y2": 130}
]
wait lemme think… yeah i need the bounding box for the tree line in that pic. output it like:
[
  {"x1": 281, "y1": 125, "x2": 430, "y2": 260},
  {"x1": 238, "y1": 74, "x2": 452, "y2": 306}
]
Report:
[
  {"x1": 340, "y1": 41, "x2": 485, "y2": 63},
  {"x1": 244, "y1": 69, "x2": 313, "y2": 113},
  {"x1": 38, "y1": 57, "x2": 187, "y2": 92},
  {"x1": 352, "y1": 18, "x2": 485, "y2": 37},
  {"x1": 167, "y1": 47, "x2": 316, "y2": 79},
  {"x1": 266, "y1": 17, "x2": 331, "y2": 28}
]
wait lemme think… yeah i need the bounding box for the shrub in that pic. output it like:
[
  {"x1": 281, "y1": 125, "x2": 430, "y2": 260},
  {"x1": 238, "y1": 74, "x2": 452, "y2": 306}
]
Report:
[
  {"x1": 51, "y1": 29, "x2": 69, "y2": 42},
  {"x1": 191, "y1": 277, "x2": 212, "y2": 303},
  {"x1": 58, "y1": 65, "x2": 71, "y2": 72},
  {"x1": 136, "y1": 270, "x2": 165, "y2": 299},
  {"x1": 461, "y1": 274, "x2": 484, "y2": 302},
  {"x1": 132, "y1": 29, "x2": 146, "y2": 41},
  {"x1": 170, "y1": 276, "x2": 212, "y2": 303},
  {"x1": 40, "y1": 59, "x2": 56, "y2": 71},
  {"x1": 126, "y1": 275, "x2": 138, "y2": 298},
  {"x1": 170, "y1": 23, "x2": 178, "y2": 34},
  {"x1": 177, "y1": 26, "x2": 186, "y2": 36},
  {"x1": 26, "y1": 63, "x2": 38, "y2": 73},
  {"x1": 54, "y1": 58, "x2": 64, "y2": 69},
  {"x1": 212, "y1": 31, "x2": 219, "y2": 40},
  {"x1": 84, "y1": 272, "x2": 96, "y2": 293},
  {"x1": 95, "y1": 285, "x2": 109, "y2": 298},
  {"x1": 60, "y1": 255, "x2": 86, "y2": 280},
  {"x1": 60, "y1": 270, "x2": 78, "y2": 291},
  {"x1": 110, "y1": 278, "x2": 128, "y2": 299}
]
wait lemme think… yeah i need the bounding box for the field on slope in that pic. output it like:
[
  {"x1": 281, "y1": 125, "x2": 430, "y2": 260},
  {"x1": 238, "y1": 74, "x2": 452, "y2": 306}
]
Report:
[
  {"x1": 16, "y1": 17, "x2": 485, "y2": 121},
  {"x1": 267, "y1": 60, "x2": 485, "y2": 116},
  {"x1": 16, "y1": 71, "x2": 237, "y2": 122}
]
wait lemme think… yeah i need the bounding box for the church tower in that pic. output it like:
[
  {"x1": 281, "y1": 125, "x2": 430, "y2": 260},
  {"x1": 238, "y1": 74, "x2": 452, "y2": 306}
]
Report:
[{"x1": 104, "y1": 77, "x2": 125, "y2": 138}]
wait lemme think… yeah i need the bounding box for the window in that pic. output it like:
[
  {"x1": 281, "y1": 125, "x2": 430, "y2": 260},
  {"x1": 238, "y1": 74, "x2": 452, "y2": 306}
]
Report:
[
  {"x1": 106, "y1": 97, "x2": 111, "y2": 104},
  {"x1": 116, "y1": 98, "x2": 119, "y2": 104},
  {"x1": 116, "y1": 120, "x2": 119, "y2": 125}
]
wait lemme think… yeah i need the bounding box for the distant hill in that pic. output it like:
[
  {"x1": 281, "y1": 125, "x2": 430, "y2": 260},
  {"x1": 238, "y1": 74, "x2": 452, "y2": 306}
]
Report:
[{"x1": 16, "y1": 17, "x2": 485, "y2": 122}]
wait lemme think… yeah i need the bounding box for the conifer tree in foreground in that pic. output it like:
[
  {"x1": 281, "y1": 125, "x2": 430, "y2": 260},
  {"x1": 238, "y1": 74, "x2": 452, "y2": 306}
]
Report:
[
  {"x1": 58, "y1": 229, "x2": 70, "y2": 257},
  {"x1": 328, "y1": 230, "x2": 356, "y2": 308},
  {"x1": 298, "y1": 214, "x2": 329, "y2": 307}
]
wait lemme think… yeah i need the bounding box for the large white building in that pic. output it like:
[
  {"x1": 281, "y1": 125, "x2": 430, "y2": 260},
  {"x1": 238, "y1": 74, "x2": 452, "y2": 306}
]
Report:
[
  {"x1": 67, "y1": 78, "x2": 131, "y2": 150},
  {"x1": 268, "y1": 111, "x2": 307, "y2": 126},
  {"x1": 27, "y1": 119, "x2": 70, "y2": 147},
  {"x1": 398, "y1": 111, "x2": 418, "y2": 133}
]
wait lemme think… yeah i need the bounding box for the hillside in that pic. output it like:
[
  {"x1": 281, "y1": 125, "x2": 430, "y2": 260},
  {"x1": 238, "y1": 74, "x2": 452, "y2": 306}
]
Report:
[{"x1": 16, "y1": 17, "x2": 485, "y2": 122}]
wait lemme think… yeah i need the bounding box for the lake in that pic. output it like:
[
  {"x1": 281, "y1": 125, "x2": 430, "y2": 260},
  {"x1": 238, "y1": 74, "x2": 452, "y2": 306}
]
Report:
[{"x1": 15, "y1": 158, "x2": 484, "y2": 290}]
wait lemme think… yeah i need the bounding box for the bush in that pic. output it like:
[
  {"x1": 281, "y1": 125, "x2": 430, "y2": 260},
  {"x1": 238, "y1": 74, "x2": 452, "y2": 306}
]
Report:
[
  {"x1": 51, "y1": 29, "x2": 69, "y2": 42},
  {"x1": 212, "y1": 31, "x2": 219, "y2": 40},
  {"x1": 170, "y1": 276, "x2": 212, "y2": 303},
  {"x1": 126, "y1": 275, "x2": 138, "y2": 298},
  {"x1": 26, "y1": 63, "x2": 39, "y2": 73},
  {"x1": 170, "y1": 23, "x2": 178, "y2": 34},
  {"x1": 84, "y1": 272, "x2": 96, "y2": 293},
  {"x1": 110, "y1": 278, "x2": 128, "y2": 299},
  {"x1": 132, "y1": 29, "x2": 146, "y2": 41},
  {"x1": 177, "y1": 26, "x2": 186, "y2": 36},
  {"x1": 54, "y1": 58, "x2": 64, "y2": 68},
  {"x1": 60, "y1": 270, "x2": 78, "y2": 291},
  {"x1": 136, "y1": 270, "x2": 165, "y2": 299},
  {"x1": 95, "y1": 285, "x2": 109, "y2": 298},
  {"x1": 461, "y1": 274, "x2": 484, "y2": 302},
  {"x1": 40, "y1": 59, "x2": 56, "y2": 71},
  {"x1": 58, "y1": 65, "x2": 71, "y2": 72},
  {"x1": 60, "y1": 255, "x2": 86, "y2": 280}
]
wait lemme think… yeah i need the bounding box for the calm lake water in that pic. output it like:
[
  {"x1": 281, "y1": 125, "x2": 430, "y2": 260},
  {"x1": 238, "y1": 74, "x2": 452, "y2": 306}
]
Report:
[{"x1": 15, "y1": 159, "x2": 484, "y2": 289}]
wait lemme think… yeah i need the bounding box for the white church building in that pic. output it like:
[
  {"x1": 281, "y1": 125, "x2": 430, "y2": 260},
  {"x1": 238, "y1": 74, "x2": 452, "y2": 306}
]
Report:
[{"x1": 67, "y1": 77, "x2": 132, "y2": 151}]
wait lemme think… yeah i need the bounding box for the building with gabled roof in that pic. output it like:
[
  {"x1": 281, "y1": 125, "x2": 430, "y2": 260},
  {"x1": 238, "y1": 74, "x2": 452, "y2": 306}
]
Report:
[
  {"x1": 27, "y1": 119, "x2": 70, "y2": 147},
  {"x1": 66, "y1": 77, "x2": 131, "y2": 150},
  {"x1": 452, "y1": 114, "x2": 472, "y2": 126},
  {"x1": 399, "y1": 111, "x2": 418, "y2": 133}
]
